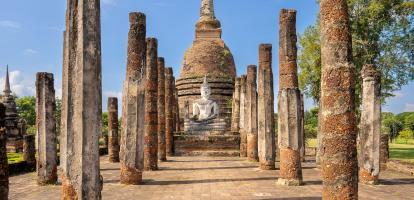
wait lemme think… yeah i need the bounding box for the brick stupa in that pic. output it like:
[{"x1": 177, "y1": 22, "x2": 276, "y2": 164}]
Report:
[{"x1": 175, "y1": 0, "x2": 239, "y2": 156}]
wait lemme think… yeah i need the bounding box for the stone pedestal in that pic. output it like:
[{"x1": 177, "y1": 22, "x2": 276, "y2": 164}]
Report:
[
  {"x1": 119, "y1": 12, "x2": 146, "y2": 185},
  {"x1": 108, "y1": 97, "x2": 120, "y2": 163},
  {"x1": 61, "y1": 0, "x2": 103, "y2": 198},
  {"x1": 258, "y1": 44, "x2": 275, "y2": 170},
  {"x1": 35, "y1": 72, "x2": 57, "y2": 185},
  {"x1": 320, "y1": 0, "x2": 358, "y2": 198},
  {"x1": 359, "y1": 64, "x2": 381, "y2": 185},
  {"x1": 174, "y1": 132, "x2": 240, "y2": 157}
]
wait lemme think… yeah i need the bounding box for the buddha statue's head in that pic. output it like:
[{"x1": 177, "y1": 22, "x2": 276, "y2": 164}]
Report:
[{"x1": 200, "y1": 76, "x2": 211, "y2": 100}]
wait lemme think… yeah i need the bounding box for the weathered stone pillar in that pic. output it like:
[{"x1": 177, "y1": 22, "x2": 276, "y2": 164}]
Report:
[
  {"x1": 174, "y1": 87, "x2": 180, "y2": 133},
  {"x1": 119, "y1": 12, "x2": 146, "y2": 185},
  {"x1": 108, "y1": 97, "x2": 120, "y2": 163},
  {"x1": 171, "y1": 79, "x2": 177, "y2": 133},
  {"x1": 258, "y1": 44, "x2": 275, "y2": 170},
  {"x1": 359, "y1": 64, "x2": 381, "y2": 185},
  {"x1": 320, "y1": 0, "x2": 358, "y2": 198},
  {"x1": 157, "y1": 58, "x2": 167, "y2": 162},
  {"x1": 246, "y1": 65, "x2": 258, "y2": 162},
  {"x1": 239, "y1": 75, "x2": 247, "y2": 157},
  {"x1": 61, "y1": 0, "x2": 103, "y2": 198},
  {"x1": 380, "y1": 134, "x2": 389, "y2": 169},
  {"x1": 35, "y1": 72, "x2": 57, "y2": 185},
  {"x1": 277, "y1": 9, "x2": 303, "y2": 186},
  {"x1": 0, "y1": 103, "x2": 8, "y2": 199},
  {"x1": 165, "y1": 68, "x2": 174, "y2": 156},
  {"x1": 144, "y1": 38, "x2": 159, "y2": 171},
  {"x1": 231, "y1": 78, "x2": 241, "y2": 133},
  {"x1": 23, "y1": 134, "x2": 36, "y2": 165},
  {"x1": 300, "y1": 94, "x2": 305, "y2": 161}
]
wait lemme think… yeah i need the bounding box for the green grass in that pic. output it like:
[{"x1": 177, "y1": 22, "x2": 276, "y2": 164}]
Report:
[
  {"x1": 389, "y1": 143, "x2": 414, "y2": 164},
  {"x1": 307, "y1": 138, "x2": 317, "y2": 148},
  {"x1": 393, "y1": 138, "x2": 414, "y2": 145},
  {"x1": 7, "y1": 152, "x2": 24, "y2": 164}
]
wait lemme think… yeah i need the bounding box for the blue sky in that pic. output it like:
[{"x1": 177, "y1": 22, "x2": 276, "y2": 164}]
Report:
[{"x1": 0, "y1": 0, "x2": 412, "y2": 113}]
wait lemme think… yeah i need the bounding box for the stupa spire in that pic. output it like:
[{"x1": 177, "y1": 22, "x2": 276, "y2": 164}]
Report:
[
  {"x1": 4, "y1": 65, "x2": 11, "y2": 96},
  {"x1": 200, "y1": 0, "x2": 215, "y2": 20}
]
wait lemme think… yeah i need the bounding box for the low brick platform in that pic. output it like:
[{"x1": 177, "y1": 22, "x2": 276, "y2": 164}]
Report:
[
  {"x1": 10, "y1": 156, "x2": 414, "y2": 200},
  {"x1": 174, "y1": 133, "x2": 240, "y2": 156}
]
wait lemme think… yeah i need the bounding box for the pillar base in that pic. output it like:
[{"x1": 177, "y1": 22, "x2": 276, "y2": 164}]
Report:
[
  {"x1": 158, "y1": 157, "x2": 167, "y2": 162},
  {"x1": 108, "y1": 157, "x2": 120, "y2": 163},
  {"x1": 247, "y1": 157, "x2": 259, "y2": 162},
  {"x1": 61, "y1": 175, "x2": 77, "y2": 200},
  {"x1": 359, "y1": 169, "x2": 379, "y2": 185},
  {"x1": 276, "y1": 178, "x2": 303, "y2": 186},
  {"x1": 120, "y1": 165, "x2": 143, "y2": 185},
  {"x1": 37, "y1": 175, "x2": 58, "y2": 186},
  {"x1": 260, "y1": 162, "x2": 275, "y2": 170}
]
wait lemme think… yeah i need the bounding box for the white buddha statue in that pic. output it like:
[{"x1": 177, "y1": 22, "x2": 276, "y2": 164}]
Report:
[
  {"x1": 184, "y1": 76, "x2": 226, "y2": 132},
  {"x1": 191, "y1": 76, "x2": 219, "y2": 122}
]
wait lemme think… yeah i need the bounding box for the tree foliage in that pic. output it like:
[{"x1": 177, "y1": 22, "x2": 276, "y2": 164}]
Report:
[
  {"x1": 304, "y1": 107, "x2": 319, "y2": 139},
  {"x1": 16, "y1": 96, "x2": 36, "y2": 127},
  {"x1": 298, "y1": 0, "x2": 414, "y2": 104}
]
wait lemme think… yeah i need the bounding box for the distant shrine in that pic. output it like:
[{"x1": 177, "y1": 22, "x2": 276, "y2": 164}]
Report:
[
  {"x1": 1, "y1": 66, "x2": 26, "y2": 152},
  {"x1": 175, "y1": 0, "x2": 239, "y2": 156}
]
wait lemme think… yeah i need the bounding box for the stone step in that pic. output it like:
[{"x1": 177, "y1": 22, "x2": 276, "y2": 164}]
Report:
[{"x1": 174, "y1": 150, "x2": 240, "y2": 157}]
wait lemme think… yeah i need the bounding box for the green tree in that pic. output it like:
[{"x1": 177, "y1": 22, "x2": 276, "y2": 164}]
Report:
[
  {"x1": 382, "y1": 112, "x2": 404, "y2": 141},
  {"x1": 102, "y1": 112, "x2": 108, "y2": 137},
  {"x1": 298, "y1": 0, "x2": 414, "y2": 104},
  {"x1": 404, "y1": 113, "x2": 414, "y2": 131},
  {"x1": 16, "y1": 96, "x2": 36, "y2": 127},
  {"x1": 55, "y1": 98, "x2": 62, "y2": 136},
  {"x1": 397, "y1": 129, "x2": 414, "y2": 143}
]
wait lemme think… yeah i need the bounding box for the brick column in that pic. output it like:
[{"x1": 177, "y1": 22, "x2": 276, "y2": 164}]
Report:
[
  {"x1": 246, "y1": 65, "x2": 258, "y2": 162},
  {"x1": 157, "y1": 58, "x2": 167, "y2": 161},
  {"x1": 165, "y1": 68, "x2": 174, "y2": 156},
  {"x1": 300, "y1": 94, "x2": 305, "y2": 161},
  {"x1": 35, "y1": 72, "x2": 57, "y2": 185},
  {"x1": 359, "y1": 64, "x2": 381, "y2": 185},
  {"x1": 380, "y1": 134, "x2": 389, "y2": 170},
  {"x1": 277, "y1": 9, "x2": 303, "y2": 186},
  {"x1": 144, "y1": 38, "x2": 159, "y2": 171},
  {"x1": 108, "y1": 97, "x2": 120, "y2": 163},
  {"x1": 119, "y1": 12, "x2": 146, "y2": 185},
  {"x1": 23, "y1": 134, "x2": 36, "y2": 165},
  {"x1": 258, "y1": 44, "x2": 276, "y2": 170},
  {"x1": 231, "y1": 78, "x2": 241, "y2": 133},
  {"x1": 320, "y1": 0, "x2": 358, "y2": 198},
  {"x1": 0, "y1": 103, "x2": 8, "y2": 199},
  {"x1": 61, "y1": 0, "x2": 103, "y2": 198},
  {"x1": 174, "y1": 87, "x2": 180, "y2": 133},
  {"x1": 239, "y1": 75, "x2": 247, "y2": 157}
]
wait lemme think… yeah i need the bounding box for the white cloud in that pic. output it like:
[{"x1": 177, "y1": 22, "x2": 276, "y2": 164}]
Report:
[
  {"x1": 102, "y1": 0, "x2": 117, "y2": 6},
  {"x1": 103, "y1": 90, "x2": 122, "y2": 112},
  {"x1": 23, "y1": 48, "x2": 39, "y2": 56},
  {"x1": 0, "y1": 70, "x2": 35, "y2": 97},
  {"x1": 0, "y1": 20, "x2": 21, "y2": 29},
  {"x1": 104, "y1": 91, "x2": 122, "y2": 100},
  {"x1": 394, "y1": 91, "x2": 404, "y2": 98},
  {"x1": 404, "y1": 104, "x2": 414, "y2": 112}
]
